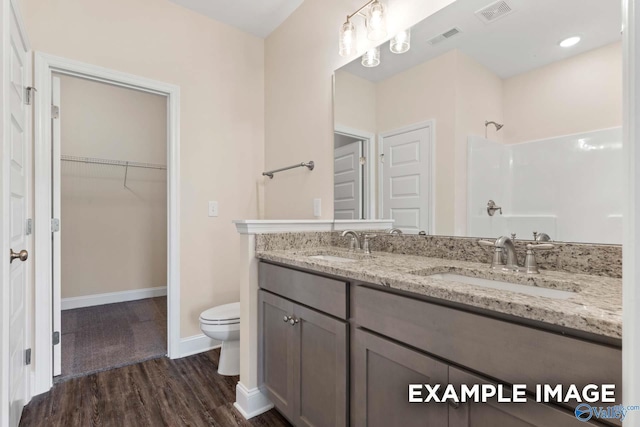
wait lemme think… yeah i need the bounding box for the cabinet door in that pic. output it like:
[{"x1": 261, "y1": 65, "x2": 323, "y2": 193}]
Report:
[
  {"x1": 259, "y1": 290, "x2": 295, "y2": 420},
  {"x1": 352, "y1": 328, "x2": 449, "y2": 427},
  {"x1": 448, "y1": 367, "x2": 603, "y2": 427},
  {"x1": 292, "y1": 303, "x2": 348, "y2": 427}
]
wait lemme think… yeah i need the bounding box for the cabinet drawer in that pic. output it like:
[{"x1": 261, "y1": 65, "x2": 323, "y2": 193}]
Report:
[
  {"x1": 259, "y1": 262, "x2": 348, "y2": 319},
  {"x1": 353, "y1": 284, "x2": 622, "y2": 416}
]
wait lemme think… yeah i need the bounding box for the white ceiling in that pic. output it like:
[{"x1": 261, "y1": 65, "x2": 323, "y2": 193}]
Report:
[
  {"x1": 168, "y1": 0, "x2": 304, "y2": 38},
  {"x1": 340, "y1": 0, "x2": 621, "y2": 82}
]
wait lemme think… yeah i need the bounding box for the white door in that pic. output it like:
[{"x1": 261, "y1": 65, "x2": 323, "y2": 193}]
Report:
[
  {"x1": 334, "y1": 141, "x2": 362, "y2": 220},
  {"x1": 381, "y1": 126, "x2": 431, "y2": 234},
  {"x1": 52, "y1": 76, "x2": 62, "y2": 377},
  {"x1": 7, "y1": 2, "x2": 30, "y2": 425}
]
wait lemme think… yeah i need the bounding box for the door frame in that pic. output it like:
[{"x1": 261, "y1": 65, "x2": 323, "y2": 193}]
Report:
[
  {"x1": 32, "y1": 52, "x2": 181, "y2": 395},
  {"x1": 378, "y1": 120, "x2": 436, "y2": 234},
  {"x1": 334, "y1": 124, "x2": 376, "y2": 220}
]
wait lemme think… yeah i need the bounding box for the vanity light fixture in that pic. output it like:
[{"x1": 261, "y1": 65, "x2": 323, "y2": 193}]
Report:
[
  {"x1": 559, "y1": 36, "x2": 581, "y2": 48},
  {"x1": 362, "y1": 46, "x2": 381, "y2": 67},
  {"x1": 338, "y1": 0, "x2": 387, "y2": 57},
  {"x1": 390, "y1": 29, "x2": 411, "y2": 54},
  {"x1": 339, "y1": 20, "x2": 357, "y2": 57}
]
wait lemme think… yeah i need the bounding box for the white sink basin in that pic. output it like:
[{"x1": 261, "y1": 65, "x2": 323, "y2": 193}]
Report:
[
  {"x1": 309, "y1": 255, "x2": 357, "y2": 263},
  {"x1": 428, "y1": 273, "x2": 576, "y2": 300}
]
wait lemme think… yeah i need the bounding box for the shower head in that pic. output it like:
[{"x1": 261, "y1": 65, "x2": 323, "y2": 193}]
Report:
[{"x1": 485, "y1": 120, "x2": 504, "y2": 131}]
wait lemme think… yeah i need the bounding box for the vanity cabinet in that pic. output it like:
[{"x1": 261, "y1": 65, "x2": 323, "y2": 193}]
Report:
[
  {"x1": 258, "y1": 262, "x2": 619, "y2": 427},
  {"x1": 259, "y1": 263, "x2": 349, "y2": 427},
  {"x1": 352, "y1": 283, "x2": 618, "y2": 427},
  {"x1": 353, "y1": 328, "x2": 594, "y2": 427}
]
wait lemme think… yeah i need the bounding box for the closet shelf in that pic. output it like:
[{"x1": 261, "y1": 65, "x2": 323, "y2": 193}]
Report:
[
  {"x1": 61, "y1": 155, "x2": 166, "y2": 188},
  {"x1": 61, "y1": 155, "x2": 167, "y2": 170}
]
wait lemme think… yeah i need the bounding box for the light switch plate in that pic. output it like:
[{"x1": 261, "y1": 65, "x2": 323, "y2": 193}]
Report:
[
  {"x1": 313, "y1": 198, "x2": 321, "y2": 217},
  {"x1": 208, "y1": 201, "x2": 219, "y2": 217}
]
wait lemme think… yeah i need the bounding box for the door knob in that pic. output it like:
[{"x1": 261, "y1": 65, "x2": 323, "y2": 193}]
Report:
[{"x1": 10, "y1": 249, "x2": 28, "y2": 264}]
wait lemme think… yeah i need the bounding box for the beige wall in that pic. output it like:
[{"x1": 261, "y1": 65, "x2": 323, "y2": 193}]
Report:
[
  {"x1": 59, "y1": 75, "x2": 167, "y2": 299},
  {"x1": 334, "y1": 70, "x2": 377, "y2": 135},
  {"x1": 264, "y1": 0, "x2": 456, "y2": 219},
  {"x1": 503, "y1": 42, "x2": 622, "y2": 144},
  {"x1": 21, "y1": 0, "x2": 265, "y2": 337}
]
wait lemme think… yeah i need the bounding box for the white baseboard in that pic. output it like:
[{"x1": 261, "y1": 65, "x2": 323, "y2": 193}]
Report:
[
  {"x1": 61, "y1": 286, "x2": 167, "y2": 310},
  {"x1": 177, "y1": 334, "x2": 221, "y2": 358},
  {"x1": 234, "y1": 382, "x2": 274, "y2": 419}
]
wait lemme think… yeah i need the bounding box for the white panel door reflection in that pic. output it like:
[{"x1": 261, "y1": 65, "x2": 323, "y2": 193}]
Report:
[
  {"x1": 334, "y1": 141, "x2": 362, "y2": 220},
  {"x1": 382, "y1": 126, "x2": 431, "y2": 234}
]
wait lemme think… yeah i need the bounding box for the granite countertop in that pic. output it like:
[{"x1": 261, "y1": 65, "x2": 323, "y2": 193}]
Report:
[{"x1": 256, "y1": 246, "x2": 622, "y2": 339}]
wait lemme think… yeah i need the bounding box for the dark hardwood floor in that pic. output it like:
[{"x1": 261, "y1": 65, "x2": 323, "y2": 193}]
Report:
[{"x1": 20, "y1": 349, "x2": 291, "y2": 427}]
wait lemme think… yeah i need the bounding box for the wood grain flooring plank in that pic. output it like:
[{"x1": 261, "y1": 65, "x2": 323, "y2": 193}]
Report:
[{"x1": 19, "y1": 349, "x2": 291, "y2": 427}]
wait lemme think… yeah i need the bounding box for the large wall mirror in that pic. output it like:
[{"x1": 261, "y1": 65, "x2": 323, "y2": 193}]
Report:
[{"x1": 333, "y1": 0, "x2": 622, "y2": 244}]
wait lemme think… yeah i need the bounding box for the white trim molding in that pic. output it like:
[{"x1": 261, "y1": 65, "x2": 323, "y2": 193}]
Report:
[
  {"x1": 623, "y1": 0, "x2": 640, "y2": 424},
  {"x1": 178, "y1": 334, "x2": 220, "y2": 359},
  {"x1": 332, "y1": 219, "x2": 395, "y2": 231},
  {"x1": 33, "y1": 52, "x2": 181, "y2": 396},
  {"x1": 233, "y1": 220, "x2": 333, "y2": 234},
  {"x1": 61, "y1": 287, "x2": 167, "y2": 311},
  {"x1": 233, "y1": 219, "x2": 395, "y2": 235},
  {"x1": 234, "y1": 382, "x2": 274, "y2": 420}
]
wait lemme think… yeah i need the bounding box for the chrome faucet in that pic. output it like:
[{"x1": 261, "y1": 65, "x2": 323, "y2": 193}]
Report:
[
  {"x1": 341, "y1": 230, "x2": 361, "y2": 251},
  {"x1": 479, "y1": 235, "x2": 555, "y2": 274},
  {"x1": 495, "y1": 236, "x2": 519, "y2": 271},
  {"x1": 341, "y1": 230, "x2": 376, "y2": 254},
  {"x1": 386, "y1": 228, "x2": 403, "y2": 235},
  {"x1": 478, "y1": 235, "x2": 519, "y2": 271}
]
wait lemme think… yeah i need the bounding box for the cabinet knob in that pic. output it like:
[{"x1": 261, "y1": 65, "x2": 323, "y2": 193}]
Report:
[
  {"x1": 283, "y1": 315, "x2": 292, "y2": 323},
  {"x1": 289, "y1": 317, "x2": 299, "y2": 326}
]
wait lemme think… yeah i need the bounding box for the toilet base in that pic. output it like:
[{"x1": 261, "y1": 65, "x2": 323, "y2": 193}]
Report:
[{"x1": 217, "y1": 339, "x2": 240, "y2": 376}]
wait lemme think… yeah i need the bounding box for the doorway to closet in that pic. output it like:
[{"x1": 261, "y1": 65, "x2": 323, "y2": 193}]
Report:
[{"x1": 51, "y1": 74, "x2": 168, "y2": 380}]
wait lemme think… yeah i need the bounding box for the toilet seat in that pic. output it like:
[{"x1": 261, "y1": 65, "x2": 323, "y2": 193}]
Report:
[{"x1": 199, "y1": 302, "x2": 240, "y2": 326}]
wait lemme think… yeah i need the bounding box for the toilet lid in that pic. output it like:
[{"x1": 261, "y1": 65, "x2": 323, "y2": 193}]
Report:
[{"x1": 200, "y1": 302, "x2": 240, "y2": 322}]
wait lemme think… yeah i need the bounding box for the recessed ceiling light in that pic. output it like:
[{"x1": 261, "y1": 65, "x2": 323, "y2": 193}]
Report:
[{"x1": 559, "y1": 36, "x2": 581, "y2": 48}]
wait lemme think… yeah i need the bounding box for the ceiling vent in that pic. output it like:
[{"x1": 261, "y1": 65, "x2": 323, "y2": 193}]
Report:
[
  {"x1": 427, "y1": 27, "x2": 462, "y2": 46},
  {"x1": 475, "y1": 0, "x2": 514, "y2": 24}
]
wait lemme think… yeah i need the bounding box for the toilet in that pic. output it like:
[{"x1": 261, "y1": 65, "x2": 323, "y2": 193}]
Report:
[{"x1": 199, "y1": 302, "x2": 240, "y2": 376}]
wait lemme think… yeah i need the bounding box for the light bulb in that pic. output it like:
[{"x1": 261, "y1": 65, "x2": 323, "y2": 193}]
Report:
[
  {"x1": 559, "y1": 36, "x2": 581, "y2": 48},
  {"x1": 366, "y1": 1, "x2": 387, "y2": 41},
  {"x1": 361, "y1": 47, "x2": 380, "y2": 67},
  {"x1": 339, "y1": 20, "x2": 357, "y2": 57},
  {"x1": 390, "y1": 29, "x2": 410, "y2": 54}
]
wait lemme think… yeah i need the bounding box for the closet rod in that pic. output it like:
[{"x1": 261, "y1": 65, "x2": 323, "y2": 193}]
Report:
[{"x1": 61, "y1": 155, "x2": 167, "y2": 170}]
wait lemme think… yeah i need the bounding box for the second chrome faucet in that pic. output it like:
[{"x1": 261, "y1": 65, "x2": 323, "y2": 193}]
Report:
[
  {"x1": 478, "y1": 235, "x2": 554, "y2": 274},
  {"x1": 341, "y1": 230, "x2": 375, "y2": 255}
]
